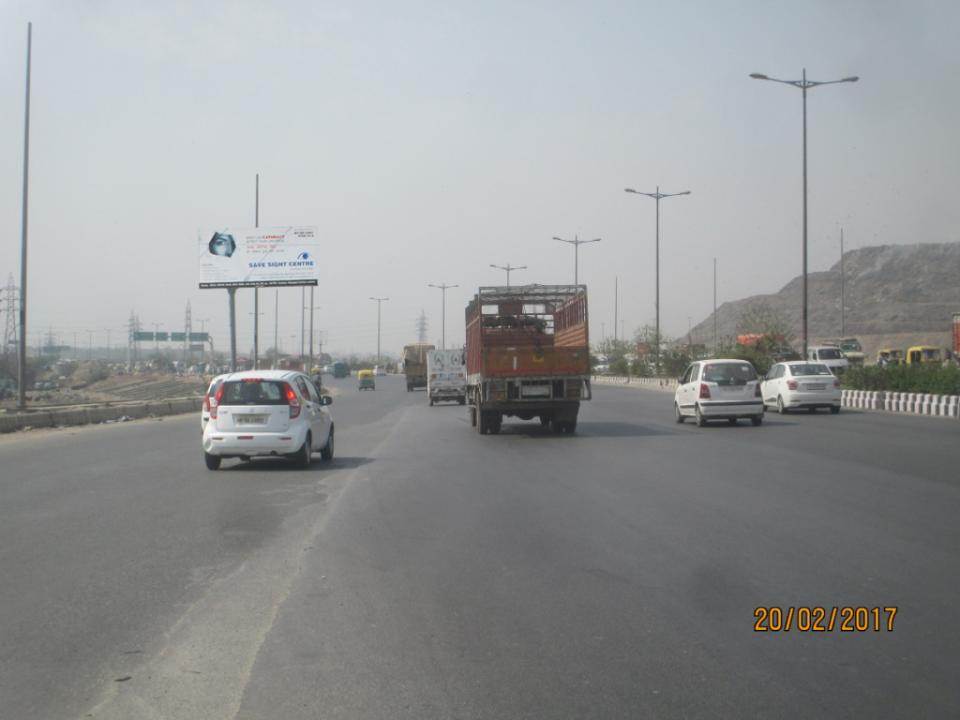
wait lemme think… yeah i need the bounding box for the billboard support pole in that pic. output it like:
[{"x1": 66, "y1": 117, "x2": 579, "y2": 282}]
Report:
[
  {"x1": 228, "y1": 288, "x2": 237, "y2": 372},
  {"x1": 308, "y1": 286, "x2": 314, "y2": 372}
]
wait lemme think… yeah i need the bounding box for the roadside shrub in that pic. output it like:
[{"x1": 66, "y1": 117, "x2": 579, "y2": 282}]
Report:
[{"x1": 842, "y1": 365, "x2": 960, "y2": 395}]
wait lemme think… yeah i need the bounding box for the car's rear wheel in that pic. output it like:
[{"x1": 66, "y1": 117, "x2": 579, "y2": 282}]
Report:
[
  {"x1": 808, "y1": 407, "x2": 816, "y2": 414},
  {"x1": 675, "y1": 403, "x2": 685, "y2": 424},
  {"x1": 728, "y1": 418, "x2": 737, "y2": 425},
  {"x1": 695, "y1": 404, "x2": 708, "y2": 427},
  {"x1": 830, "y1": 406, "x2": 841, "y2": 415},
  {"x1": 294, "y1": 434, "x2": 312, "y2": 468},
  {"x1": 751, "y1": 414, "x2": 763, "y2": 426},
  {"x1": 320, "y1": 427, "x2": 335, "y2": 460},
  {"x1": 204, "y1": 452, "x2": 221, "y2": 471},
  {"x1": 777, "y1": 395, "x2": 787, "y2": 414}
]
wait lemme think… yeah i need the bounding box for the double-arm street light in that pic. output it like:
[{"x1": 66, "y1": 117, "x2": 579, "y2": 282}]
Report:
[
  {"x1": 553, "y1": 235, "x2": 600, "y2": 287},
  {"x1": 750, "y1": 68, "x2": 859, "y2": 357},
  {"x1": 428, "y1": 283, "x2": 458, "y2": 349},
  {"x1": 490, "y1": 263, "x2": 527, "y2": 287},
  {"x1": 369, "y1": 297, "x2": 388, "y2": 364},
  {"x1": 624, "y1": 186, "x2": 690, "y2": 374}
]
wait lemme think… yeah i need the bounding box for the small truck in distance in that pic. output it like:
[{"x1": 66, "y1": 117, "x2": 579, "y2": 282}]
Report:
[
  {"x1": 427, "y1": 348, "x2": 467, "y2": 405},
  {"x1": 465, "y1": 285, "x2": 592, "y2": 434},
  {"x1": 402, "y1": 343, "x2": 435, "y2": 391}
]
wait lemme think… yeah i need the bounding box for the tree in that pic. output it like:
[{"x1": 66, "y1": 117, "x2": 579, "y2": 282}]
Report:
[{"x1": 736, "y1": 302, "x2": 794, "y2": 344}]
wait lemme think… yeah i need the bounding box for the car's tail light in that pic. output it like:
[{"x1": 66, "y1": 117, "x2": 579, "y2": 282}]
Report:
[
  {"x1": 699, "y1": 383, "x2": 711, "y2": 399},
  {"x1": 754, "y1": 382, "x2": 762, "y2": 397},
  {"x1": 833, "y1": 378, "x2": 841, "y2": 388},
  {"x1": 210, "y1": 385, "x2": 224, "y2": 419},
  {"x1": 283, "y1": 382, "x2": 301, "y2": 419},
  {"x1": 787, "y1": 380, "x2": 798, "y2": 390}
]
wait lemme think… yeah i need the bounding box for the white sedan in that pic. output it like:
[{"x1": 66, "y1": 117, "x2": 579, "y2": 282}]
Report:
[
  {"x1": 761, "y1": 361, "x2": 842, "y2": 414},
  {"x1": 674, "y1": 359, "x2": 764, "y2": 426}
]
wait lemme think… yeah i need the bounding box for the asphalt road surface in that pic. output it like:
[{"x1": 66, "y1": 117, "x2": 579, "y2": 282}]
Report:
[{"x1": 1, "y1": 374, "x2": 958, "y2": 719}]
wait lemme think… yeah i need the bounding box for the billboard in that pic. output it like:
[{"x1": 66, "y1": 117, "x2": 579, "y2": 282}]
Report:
[{"x1": 198, "y1": 226, "x2": 320, "y2": 288}]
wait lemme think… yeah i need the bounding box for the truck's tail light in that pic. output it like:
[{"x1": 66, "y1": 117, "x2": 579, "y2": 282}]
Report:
[
  {"x1": 283, "y1": 382, "x2": 301, "y2": 419},
  {"x1": 699, "y1": 383, "x2": 711, "y2": 399},
  {"x1": 210, "y1": 385, "x2": 224, "y2": 419},
  {"x1": 565, "y1": 380, "x2": 581, "y2": 399},
  {"x1": 787, "y1": 380, "x2": 798, "y2": 390}
]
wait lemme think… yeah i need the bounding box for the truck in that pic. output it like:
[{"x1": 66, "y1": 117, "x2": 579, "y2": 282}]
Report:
[
  {"x1": 427, "y1": 349, "x2": 466, "y2": 406},
  {"x1": 465, "y1": 285, "x2": 592, "y2": 434},
  {"x1": 402, "y1": 343, "x2": 435, "y2": 391},
  {"x1": 331, "y1": 361, "x2": 350, "y2": 378}
]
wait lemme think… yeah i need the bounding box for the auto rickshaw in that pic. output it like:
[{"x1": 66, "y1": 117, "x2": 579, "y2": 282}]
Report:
[
  {"x1": 357, "y1": 368, "x2": 376, "y2": 391},
  {"x1": 905, "y1": 346, "x2": 943, "y2": 365}
]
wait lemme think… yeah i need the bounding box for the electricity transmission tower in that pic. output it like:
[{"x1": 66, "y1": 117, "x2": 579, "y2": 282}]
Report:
[
  {"x1": 416, "y1": 310, "x2": 429, "y2": 343},
  {"x1": 2, "y1": 275, "x2": 19, "y2": 357}
]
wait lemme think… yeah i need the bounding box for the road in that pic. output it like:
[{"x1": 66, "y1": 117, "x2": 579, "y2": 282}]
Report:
[{"x1": 1, "y1": 373, "x2": 958, "y2": 719}]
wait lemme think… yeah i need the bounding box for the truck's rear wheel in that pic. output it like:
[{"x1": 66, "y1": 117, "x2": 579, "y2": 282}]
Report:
[
  {"x1": 469, "y1": 407, "x2": 477, "y2": 427},
  {"x1": 539, "y1": 415, "x2": 550, "y2": 427},
  {"x1": 489, "y1": 413, "x2": 502, "y2": 434}
]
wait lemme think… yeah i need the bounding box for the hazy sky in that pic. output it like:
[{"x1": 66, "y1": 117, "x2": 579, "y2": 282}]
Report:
[{"x1": 1, "y1": 0, "x2": 958, "y2": 357}]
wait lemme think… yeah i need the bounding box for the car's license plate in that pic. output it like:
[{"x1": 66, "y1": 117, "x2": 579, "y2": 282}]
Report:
[
  {"x1": 805, "y1": 383, "x2": 825, "y2": 391},
  {"x1": 236, "y1": 415, "x2": 267, "y2": 425}
]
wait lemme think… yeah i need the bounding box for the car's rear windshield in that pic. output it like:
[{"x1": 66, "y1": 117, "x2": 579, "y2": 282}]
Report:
[
  {"x1": 789, "y1": 363, "x2": 833, "y2": 376},
  {"x1": 219, "y1": 380, "x2": 288, "y2": 405},
  {"x1": 702, "y1": 363, "x2": 756, "y2": 385},
  {"x1": 817, "y1": 348, "x2": 843, "y2": 359}
]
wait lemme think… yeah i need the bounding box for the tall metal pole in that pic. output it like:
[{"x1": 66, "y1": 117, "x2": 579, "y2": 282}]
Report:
[
  {"x1": 229, "y1": 290, "x2": 237, "y2": 371},
  {"x1": 840, "y1": 227, "x2": 845, "y2": 337},
  {"x1": 614, "y1": 276, "x2": 618, "y2": 343},
  {"x1": 624, "y1": 187, "x2": 690, "y2": 375},
  {"x1": 369, "y1": 297, "x2": 389, "y2": 364},
  {"x1": 17, "y1": 23, "x2": 32, "y2": 410},
  {"x1": 749, "y1": 69, "x2": 858, "y2": 357},
  {"x1": 553, "y1": 236, "x2": 601, "y2": 287},
  {"x1": 428, "y1": 284, "x2": 458, "y2": 349},
  {"x1": 655, "y1": 187, "x2": 660, "y2": 372},
  {"x1": 253, "y1": 173, "x2": 259, "y2": 370},
  {"x1": 300, "y1": 287, "x2": 305, "y2": 363},
  {"x1": 713, "y1": 258, "x2": 718, "y2": 351},
  {"x1": 490, "y1": 263, "x2": 527, "y2": 286},
  {"x1": 273, "y1": 288, "x2": 279, "y2": 368},
  {"x1": 308, "y1": 288, "x2": 315, "y2": 370},
  {"x1": 802, "y1": 70, "x2": 808, "y2": 357}
]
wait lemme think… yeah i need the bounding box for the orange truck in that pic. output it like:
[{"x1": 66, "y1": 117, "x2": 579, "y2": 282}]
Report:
[{"x1": 465, "y1": 285, "x2": 592, "y2": 434}]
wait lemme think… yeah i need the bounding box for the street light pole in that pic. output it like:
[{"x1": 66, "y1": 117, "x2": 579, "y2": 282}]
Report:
[
  {"x1": 17, "y1": 22, "x2": 32, "y2": 410},
  {"x1": 552, "y1": 235, "x2": 601, "y2": 286},
  {"x1": 428, "y1": 284, "x2": 458, "y2": 349},
  {"x1": 490, "y1": 263, "x2": 527, "y2": 286},
  {"x1": 749, "y1": 69, "x2": 859, "y2": 357},
  {"x1": 624, "y1": 186, "x2": 691, "y2": 374},
  {"x1": 369, "y1": 297, "x2": 388, "y2": 364},
  {"x1": 840, "y1": 227, "x2": 845, "y2": 337}
]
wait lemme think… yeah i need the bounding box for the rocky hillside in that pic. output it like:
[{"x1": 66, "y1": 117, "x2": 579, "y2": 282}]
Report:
[{"x1": 690, "y1": 242, "x2": 960, "y2": 354}]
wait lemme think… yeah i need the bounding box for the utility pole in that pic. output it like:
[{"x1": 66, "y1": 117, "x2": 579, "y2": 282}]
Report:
[
  {"x1": 17, "y1": 22, "x2": 32, "y2": 410},
  {"x1": 552, "y1": 235, "x2": 601, "y2": 286},
  {"x1": 300, "y1": 287, "x2": 305, "y2": 363},
  {"x1": 428, "y1": 283, "x2": 458, "y2": 349},
  {"x1": 614, "y1": 276, "x2": 618, "y2": 343},
  {"x1": 273, "y1": 288, "x2": 279, "y2": 369},
  {"x1": 625, "y1": 185, "x2": 691, "y2": 376},
  {"x1": 370, "y1": 297, "x2": 389, "y2": 364},
  {"x1": 253, "y1": 173, "x2": 259, "y2": 369},
  {"x1": 713, "y1": 258, "x2": 718, "y2": 351},
  {"x1": 490, "y1": 263, "x2": 527, "y2": 286},
  {"x1": 308, "y1": 288, "x2": 315, "y2": 371},
  {"x1": 840, "y1": 227, "x2": 845, "y2": 337}
]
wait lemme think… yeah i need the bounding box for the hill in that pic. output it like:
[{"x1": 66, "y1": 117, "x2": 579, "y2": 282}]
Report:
[{"x1": 690, "y1": 242, "x2": 960, "y2": 359}]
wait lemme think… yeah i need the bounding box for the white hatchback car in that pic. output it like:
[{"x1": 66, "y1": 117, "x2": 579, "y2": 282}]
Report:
[
  {"x1": 202, "y1": 370, "x2": 334, "y2": 470},
  {"x1": 761, "y1": 361, "x2": 841, "y2": 414},
  {"x1": 674, "y1": 359, "x2": 764, "y2": 426}
]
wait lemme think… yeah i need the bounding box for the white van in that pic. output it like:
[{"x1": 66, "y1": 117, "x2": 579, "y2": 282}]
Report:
[
  {"x1": 807, "y1": 345, "x2": 849, "y2": 375},
  {"x1": 426, "y1": 349, "x2": 466, "y2": 406}
]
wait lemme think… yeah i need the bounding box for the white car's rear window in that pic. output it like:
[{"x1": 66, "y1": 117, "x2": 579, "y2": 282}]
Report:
[
  {"x1": 789, "y1": 363, "x2": 833, "y2": 376},
  {"x1": 702, "y1": 363, "x2": 756, "y2": 385},
  {"x1": 220, "y1": 380, "x2": 288, "y2": 405}
]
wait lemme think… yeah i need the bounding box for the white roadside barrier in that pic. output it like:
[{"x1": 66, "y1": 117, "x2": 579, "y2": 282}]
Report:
[{"x1": 593, "y1": 376, "x2": 959, "y2": 420}]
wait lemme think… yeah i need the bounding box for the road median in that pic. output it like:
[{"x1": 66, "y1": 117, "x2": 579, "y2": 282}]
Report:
[{"x1": 0, "y1": 397, "x2": 202, "y2": 434}]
